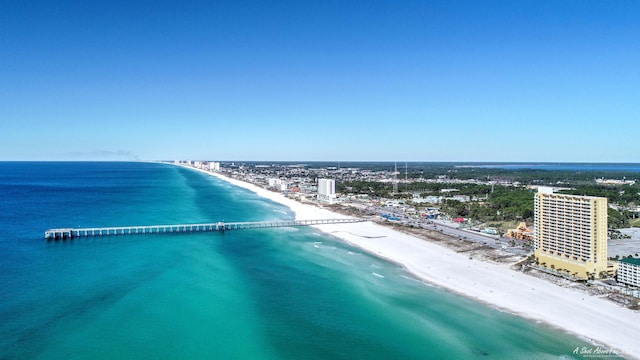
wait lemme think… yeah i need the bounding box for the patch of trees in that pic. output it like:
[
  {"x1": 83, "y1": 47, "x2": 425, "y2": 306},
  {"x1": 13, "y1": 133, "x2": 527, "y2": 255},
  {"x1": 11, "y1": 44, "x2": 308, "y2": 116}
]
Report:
[
  {"x1": 608, "y1": 208, "x2": 635, "y2": 229},
  {"x1": 336, "y1": 181, "x2": 392, "y2": 197},
  {"x1": 337, "y1": 169, "x2": 640, "y2": 229},
  {"x1": 440, "y1": 188, "x2": 535, "y2": 223},
  {"x1": 558, "y1": 184, "x2": 640, "y2": 208}
]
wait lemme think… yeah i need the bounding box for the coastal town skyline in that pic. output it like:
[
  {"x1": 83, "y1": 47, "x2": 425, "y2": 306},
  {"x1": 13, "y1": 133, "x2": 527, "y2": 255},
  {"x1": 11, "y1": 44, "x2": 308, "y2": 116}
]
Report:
[{"x1": 2, "y1": 1, "x2": 639, "y2": 162}]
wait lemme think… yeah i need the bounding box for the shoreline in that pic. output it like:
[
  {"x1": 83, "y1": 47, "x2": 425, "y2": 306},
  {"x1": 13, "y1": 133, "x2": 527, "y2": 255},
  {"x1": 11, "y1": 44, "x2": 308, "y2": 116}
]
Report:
[{"x1": 181, "y1": 165, "x2": 639, "y2": 359}]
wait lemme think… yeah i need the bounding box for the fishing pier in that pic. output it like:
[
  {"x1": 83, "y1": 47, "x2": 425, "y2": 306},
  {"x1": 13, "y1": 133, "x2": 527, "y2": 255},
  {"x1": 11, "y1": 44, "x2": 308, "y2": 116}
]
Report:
[{"x1": 44, "y1": 218, "x2": 364, "y2": 240}]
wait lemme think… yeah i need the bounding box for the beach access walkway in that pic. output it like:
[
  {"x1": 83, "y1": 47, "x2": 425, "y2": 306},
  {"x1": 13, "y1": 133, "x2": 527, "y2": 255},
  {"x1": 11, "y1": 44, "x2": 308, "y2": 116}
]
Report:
[{"x1": 44, "y1": 218, "x2": 364, "y2": 240}]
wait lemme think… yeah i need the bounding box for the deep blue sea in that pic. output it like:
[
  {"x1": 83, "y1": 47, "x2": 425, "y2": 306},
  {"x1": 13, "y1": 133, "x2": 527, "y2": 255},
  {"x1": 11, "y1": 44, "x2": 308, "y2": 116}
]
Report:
[{"x1": 0, "y1": 162, "x2": 595, "y2": 359}]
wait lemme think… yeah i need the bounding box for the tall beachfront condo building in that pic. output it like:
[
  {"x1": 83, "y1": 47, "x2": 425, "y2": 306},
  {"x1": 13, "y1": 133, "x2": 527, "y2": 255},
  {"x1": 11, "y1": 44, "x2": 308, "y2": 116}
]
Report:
[
  {"x1": 317, "y1": 179, "x2": 336, "y2": 203},
  {"x1": 534, "y1": 187, "x2": 608, "y2": 280}
]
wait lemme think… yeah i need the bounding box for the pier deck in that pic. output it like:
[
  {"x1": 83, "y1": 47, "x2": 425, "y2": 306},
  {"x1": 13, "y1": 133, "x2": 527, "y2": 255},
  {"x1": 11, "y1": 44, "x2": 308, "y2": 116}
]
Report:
[{"x1": 44, "y1": 218, "x2": 364, "y2": 240}]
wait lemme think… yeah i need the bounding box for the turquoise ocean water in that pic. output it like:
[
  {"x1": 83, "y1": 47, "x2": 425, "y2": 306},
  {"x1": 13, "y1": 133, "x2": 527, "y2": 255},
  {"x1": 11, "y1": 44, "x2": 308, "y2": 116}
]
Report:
[{"x1": 0, "y1": 162, "x2": 596, "y2": 359}]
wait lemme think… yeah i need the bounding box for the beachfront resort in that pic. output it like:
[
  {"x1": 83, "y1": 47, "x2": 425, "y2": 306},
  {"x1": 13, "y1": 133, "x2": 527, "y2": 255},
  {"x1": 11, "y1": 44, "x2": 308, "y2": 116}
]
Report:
[
  {"x1": 176, "y1": 160, "x2": 639, "y2": 296},
  {"x1": 170, "y1": 159, "x2": 640, "y2": 357},
  {"x1": 534, "y1": 187, "x2": 613, "y2": 280}
]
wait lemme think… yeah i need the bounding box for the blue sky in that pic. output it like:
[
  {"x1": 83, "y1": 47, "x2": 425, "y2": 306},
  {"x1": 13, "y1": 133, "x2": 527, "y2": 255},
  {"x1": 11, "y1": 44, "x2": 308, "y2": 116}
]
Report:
[{"x1": 1, "y1": 1, "x2": 638, "y2": 162}]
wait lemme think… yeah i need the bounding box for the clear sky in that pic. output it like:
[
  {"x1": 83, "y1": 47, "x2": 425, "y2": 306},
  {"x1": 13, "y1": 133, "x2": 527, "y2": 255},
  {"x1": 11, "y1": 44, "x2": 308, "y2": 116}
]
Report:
[{"x1": 1, "y1": 1, "x2": 638, "y2": 162}]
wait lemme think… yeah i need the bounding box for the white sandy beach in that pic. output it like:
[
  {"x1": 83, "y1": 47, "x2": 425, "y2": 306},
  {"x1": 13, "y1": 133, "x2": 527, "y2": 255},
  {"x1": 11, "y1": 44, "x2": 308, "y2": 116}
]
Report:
[{"x1": 189, "y1": 166, "x2": 640, "y2": 358}]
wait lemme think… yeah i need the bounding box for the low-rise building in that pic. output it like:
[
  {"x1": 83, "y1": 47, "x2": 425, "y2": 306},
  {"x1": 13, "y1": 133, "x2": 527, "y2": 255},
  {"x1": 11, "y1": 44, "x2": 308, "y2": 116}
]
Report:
[
  {"x1": 412, "y1": 196, "x2": 443, "y2": 204},
  {"x1": 618, "y1": 258, "x2": 640, "y2": 287},
  {"x1": 447, "y1": 195, "x2": 471, "y2": 203}
]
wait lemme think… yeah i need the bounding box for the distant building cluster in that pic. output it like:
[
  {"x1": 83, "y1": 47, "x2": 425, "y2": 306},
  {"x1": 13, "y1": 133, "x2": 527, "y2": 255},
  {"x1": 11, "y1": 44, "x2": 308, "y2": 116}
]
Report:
[
  {"x1": 268, "y1": 178, "x2": 288, "y2": 191},
  {"x1": 175, "y1": 160, "x2": 220, "y2": 172},
  {"x1": 596, "y1": 178, "x2": 636, "y2": 186},
  {"x1": 412, "y1": 194, "x2": 472, "y2": 204}
]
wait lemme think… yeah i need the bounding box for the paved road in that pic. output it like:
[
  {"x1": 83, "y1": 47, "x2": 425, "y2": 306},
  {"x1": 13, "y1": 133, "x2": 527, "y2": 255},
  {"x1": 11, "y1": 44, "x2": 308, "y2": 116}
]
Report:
[
  {"x1": 367, "y1": 206, "x2": 531, "y2": 257},
  {"x1": 429, "y1": 221, "x2": 531, "y2": 256}
]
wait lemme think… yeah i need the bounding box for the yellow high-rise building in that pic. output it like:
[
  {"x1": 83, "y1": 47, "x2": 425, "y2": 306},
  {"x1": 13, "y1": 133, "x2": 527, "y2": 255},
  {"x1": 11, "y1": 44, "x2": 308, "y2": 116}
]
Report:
[{"x1": 534, "y1": 187, "x2": 608, "y2": 279}]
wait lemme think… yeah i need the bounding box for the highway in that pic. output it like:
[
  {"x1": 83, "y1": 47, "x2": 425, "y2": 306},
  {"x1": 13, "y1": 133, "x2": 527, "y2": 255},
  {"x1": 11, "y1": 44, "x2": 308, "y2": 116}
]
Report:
[{"x1": 366, "y1": 206, "x2": 532, "y2": 257}]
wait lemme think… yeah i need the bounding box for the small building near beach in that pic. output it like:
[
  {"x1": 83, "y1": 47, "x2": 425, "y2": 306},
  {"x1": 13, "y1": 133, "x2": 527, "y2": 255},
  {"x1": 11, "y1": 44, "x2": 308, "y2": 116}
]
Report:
[{"x1": 617, "y1": 258, "x2": 640, "y2": 288}]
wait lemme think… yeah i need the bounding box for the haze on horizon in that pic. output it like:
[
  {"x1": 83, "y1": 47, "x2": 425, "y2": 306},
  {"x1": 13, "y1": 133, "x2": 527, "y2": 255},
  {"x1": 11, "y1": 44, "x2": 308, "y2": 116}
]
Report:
[{"x1": 1, "y1": 1, "x2": 638, "y2": 162}]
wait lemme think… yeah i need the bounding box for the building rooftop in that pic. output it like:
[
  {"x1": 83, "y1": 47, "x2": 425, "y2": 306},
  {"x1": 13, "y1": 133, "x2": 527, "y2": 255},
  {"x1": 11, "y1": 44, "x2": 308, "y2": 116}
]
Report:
[
  {"x1": 619, "y1": 257, "x2": 640, "y2": 266},
  {"x1": 537, "y1": 191, "x2": 607, "y2": 201}
]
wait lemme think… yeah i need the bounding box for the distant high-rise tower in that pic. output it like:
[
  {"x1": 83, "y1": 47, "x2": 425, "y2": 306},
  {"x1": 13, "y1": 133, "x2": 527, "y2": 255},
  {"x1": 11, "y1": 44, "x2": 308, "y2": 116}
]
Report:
[
  {"x1": 317, "y1": 179, "x2": 336, "y2": 203},
  {"x1": 392, "y1": 162, "x2": 398, "y2": 194},
  {"x1": 405, "y1": 161, "x2": 408, "y2": 182},
  {"x1": 534, "y1": 187, "x2": 608, "y2": 279}
]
